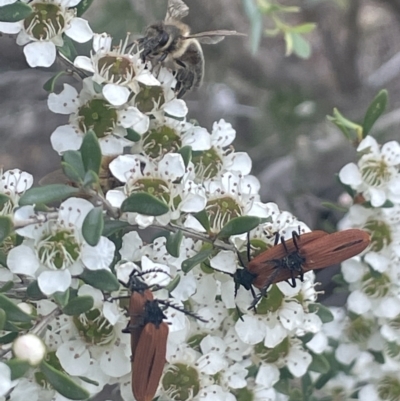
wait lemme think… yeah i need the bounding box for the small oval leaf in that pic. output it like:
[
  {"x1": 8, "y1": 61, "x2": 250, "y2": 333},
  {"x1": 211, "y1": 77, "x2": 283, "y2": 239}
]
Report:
[
  {"x1": 193, "y1": 209, "x2": 210, "y2": 232},
  {"x1": 82, "y1": 207, "x2": 104, "y2": 246},
  {"x1": 79, "y1": 269, "x2": 120, "y2": 292},
  {"x1": 6, "y1": 358, "x2": 31, "y2": 380},
  {"x1": 0, "y1": 308, "x2": 5, "y2": 330},
  {"x1": 181, "y1": 249, "x2": 213, "y2": 273},
  {"x1": 308, "y1": 303, "x2": 334, "y2": 323},
  {"x1": 81, "y1": 131, "x2": 101, "y2": 175},
  {"x1": 61, "y1": 162, "x2": 83, "y2": 184},
  {"x1": 218, "y1": 216, "x2": 262, "y2": 239},
  {"x1": 0, "y1": 281, "x2": 14, "y2": 293},
  {"x1": 102, "y1": 220, "x2": 129, "y2": 237},
  {"x1": 0, "y1": 216, "x2": 13, "y2": 244},
  {"x1": 0, "y1": 1, "x2": 33, "y2": 22},
  {"x1": 19, "y1": 185, "x2": 80, "y2": 206},
  {"x1": 363, "y1": 90, "x2": 388, "y2": 137},
  {"x1": 43, "y1": 71, "x2": 67, "y2": 93},
  {"x1": 178, "y1": 146, "x2": 192, "y2": 168},
  {"x1": 40, "y1": 361, "x2": 90, "y2": 400},
  {"x1": 0, "y1": 294, "x2": 32, "y2": 323},
  {"x1": 63, "y1": 296, "x2": 94, "y2": 316},
  {"x1": 53, "y1": 290, "x2": 70, "y2": 308},
  {"x1": 121, "y1": 193, "x2": 169, "y2": 216},
  {"x1": 0, "y1": 332, "x2": 18, "y2": 344},
  {"x1": 166, "y1": 230, "x2": 183, "y2": 257},
  {"x1": 125, "y1": 128, "x2": 141, "y2": 142},
  {"x1": 63, "y1": 151, "x2": 85, "y2": 180},
  {"x1": 164, "y1": 274, "x2": 181, "y2": 293},
  {"x1": 308, "y1": 352, "x2": 330, "y2": 374},
  {"x1": 27, "y1": 280, "x2": 46, "y2": 300}
]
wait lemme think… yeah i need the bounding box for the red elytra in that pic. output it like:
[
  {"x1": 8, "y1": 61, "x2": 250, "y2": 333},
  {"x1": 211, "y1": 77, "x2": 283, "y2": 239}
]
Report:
[
  {"x1": 131, "y1": 300, "x2": 168, "y2": 401},
  {"x1": 247, "y1": 230, "x2": 328, "y2": 289},
  {"x1": 247, "y1": 228, "x2": 370, "y2": 307}
]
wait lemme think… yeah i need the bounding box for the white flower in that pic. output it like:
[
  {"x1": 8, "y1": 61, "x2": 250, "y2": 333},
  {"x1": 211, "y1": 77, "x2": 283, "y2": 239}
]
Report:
[
  {"x1": 74, "y1": 33, "x2": 158, "y2": 106},
  {"x1": 0, "y1": 0, "x2": 93, "y2": 67},
  {"x1": 194, "y1": 119, "x2": 252, "y2": 181},
  {"x1": 106, "y1": 153, "x2": 206, "y2": 228},
  {"x1": 0, "y1": 169, "x2": 33, "y2": 214},
  {"x1": 339, "y1": 136, "x2": 400, "y2": 207},
  {"x1": 7, "y1": 198, "x2": 115, "y2": 295},
  {"x1": 48, "y1": 78, "x2": 149, "y2": 155},
  {"x1": 131, "y1": 116, "x2": 211, "y2": 159}
]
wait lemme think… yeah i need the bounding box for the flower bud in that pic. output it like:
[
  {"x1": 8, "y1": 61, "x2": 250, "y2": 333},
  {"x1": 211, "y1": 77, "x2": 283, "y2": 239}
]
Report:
[{"x1": 13, "y1": 334, "x2": 46, "y2": 366}]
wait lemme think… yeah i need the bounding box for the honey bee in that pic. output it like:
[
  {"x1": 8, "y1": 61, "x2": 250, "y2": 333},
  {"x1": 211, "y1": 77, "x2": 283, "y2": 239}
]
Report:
[{"x1": 138, "y1": 0, "x2": 246, "y2": 98}]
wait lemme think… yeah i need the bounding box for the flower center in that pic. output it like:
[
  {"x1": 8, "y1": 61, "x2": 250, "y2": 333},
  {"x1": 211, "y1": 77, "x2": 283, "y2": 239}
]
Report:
[
  {"x1": 162, "y1": 363, "x2": 200, "y2": 401},
  {"x1": 97, "y1": 56, "x2": 136, "y2": 84},
  {"x1": 129, "y1": 178, "x2": 171, "y2": 204},
  {"x1": 73, "y1": 309, "x2": 114, "y2": 346},
  {"x1": 254, "y1": 337, "x2": 290, "y2": 363},
  {"x1": 363, "y1": 219, "x2": 392, "y2": 252},
  {"x1": 360, "y1": 157, "x2": 394, "y2": 188},
  {"x1": 206, "y1": 196, "x2": 242, "y2": 232},
  {"x1": 192, "y1": 148, "x2": 223, "y2": 180},
  {"x1": 37, "y1": 230, "x2": 80, "y2": 270},
  {"x1": 24, "y1": 2, "x2": 68, "y2": 40},
  {"x1": 361, "y1": 272, "x2": 390, "y2": 299},
  {"x1": 135, "y1": 84, "x2": 165, "y2": 114},
  {"x1": 78, "y1": 99, "x2": 118, "y2": 138},
  {"x1": 142, "y1": 125, "x2": 181, "y2": 158},
  {"x1": 377, "y1": 375, "x2": 400, "y2": 401},
  {"x1": 346, "y1": 316, "x2": 374, "y2": 344}
]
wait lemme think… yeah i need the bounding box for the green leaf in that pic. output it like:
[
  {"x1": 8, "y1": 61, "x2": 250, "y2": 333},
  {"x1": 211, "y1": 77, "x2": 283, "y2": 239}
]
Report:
[
  {"x1": 164, "y1": 274, "x2": 181, "y2": 293},
  {"x1": 308, "y1": 303, "x2": 334, "y2": 323},
  {"x1": 0, "y1": 193, "x2": 10, "y2": 208},
  {"x1": 166, "y1": 230, "x2": 183, "y2": 258},
  {"x1": 75, "y1": 0, "x2": 94, "y2": 16},
  {"x1": 77, "y1": 375, "x2": 99, "y2": 386},
  {"x1": 178, "y1": 146, "x2": 192, "y2": 168},
  {"x1": 0, "y1": 249, "x2": 7, "y2": 267},
  {"x1": 182, "y1": 249, "x2": 213, "y2": 273},
  {"x1": 6, "y1": 359, "x2": 31, "y2": 380},
  {"x1": 19, "y1": 184, "x2": 80, "y2": 206},
  {"x1": 57, "y1": 35, "x2": 78, "y2": 62},
  {"x1": 0, "y1": 1, "x2": 33, "y2": 22},
  {"x1": 363, "y1": 90, "x2": 388, "y2": 137},
  {"x1": 121, "y1": 193, "x2": 169, "y2": 216},
  {"x1": 0, "y1": 331, "x2": 18, "y2": 344},
  {"x1": 290, "y1": 32, "x2": 311, "y2": 59},
  {"x1": 63, "y1": 296, "x2": 94, "y2": 316},
  {"x1": 61, "y1": 162, "x2": 83, "y2": 185},
  {"x1": 291, "y1": 23, "x2": 316, "y2": 34},
  {"x1": 0, "y1": 281, "x2": 14, "y2": 293},
  {"x1": 53, "y1": 290, "x2": 70, "y2": 308},
  {"x1": 43, "y1": 71, "x2": 67, "y2": 93},
  {"x1": 82, "y1": 170, "x2": 99, "y2": 187},
  {"x1": 80, "y1": 131, "x2": 101, "y2": 175},
  {"x1": 0, "y1": 216, "x2": 13, "y2": 244},
  {"x1": 0, "y1": 308, "x2": 5, "y2": 330},
  {"x1": 242, "y1": 0, "x2": 263, "y2": 54},
  {"x1": 82, "y1": 207, "x2": 104, "y2": 246},
  {"x1": 79, "y1": 269, "x2": 120, "y2": 292},
  {"x1": 308, "y1": 352, "x2": 330, "y2": 374},
  {"x1": 63, "y1": 151, "x2": 85, "y2": 180},
  {"x1": 125, "y1": 128, "x2": 141, "y2": 142},
  {"x1": 27, "y1": 280, "x2": 45, "y2": 300},
  {"x1": 218, "y1": 216, "x2": 262, "y2": 238},
  {"x1": 193, "y1": 209, "x2": 210, "y2": 232},
  {"x1": 327, "y1": 108, "x2": 363, "y2": 143},
  {"x1": 102, "y1": 220, "x2": 129, "y2": 237},
  {"x1": 0, "y1": 294, "x2": 32, "y2": 323},
  {"x1": 40, "y1": 361, "x2": 90, "y2": 400}
]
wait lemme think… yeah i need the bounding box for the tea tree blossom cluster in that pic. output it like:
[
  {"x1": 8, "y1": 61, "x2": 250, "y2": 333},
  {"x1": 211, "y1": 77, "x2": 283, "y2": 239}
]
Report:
[
  {"x1": 314, "y1": 136, "x2": 400, "y2": 400},
  {"x1": 0, "y1": 1, "x2": 396, "y2": 400}
]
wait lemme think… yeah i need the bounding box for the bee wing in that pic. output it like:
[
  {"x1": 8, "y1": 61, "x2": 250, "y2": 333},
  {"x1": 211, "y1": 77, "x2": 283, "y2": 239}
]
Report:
[
  {"x1": 165, "y1": 0, "x2": 189, "y2": 21},
  {"x1": 187, "y1": 30, "x2": 247, "y2": 44}
]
